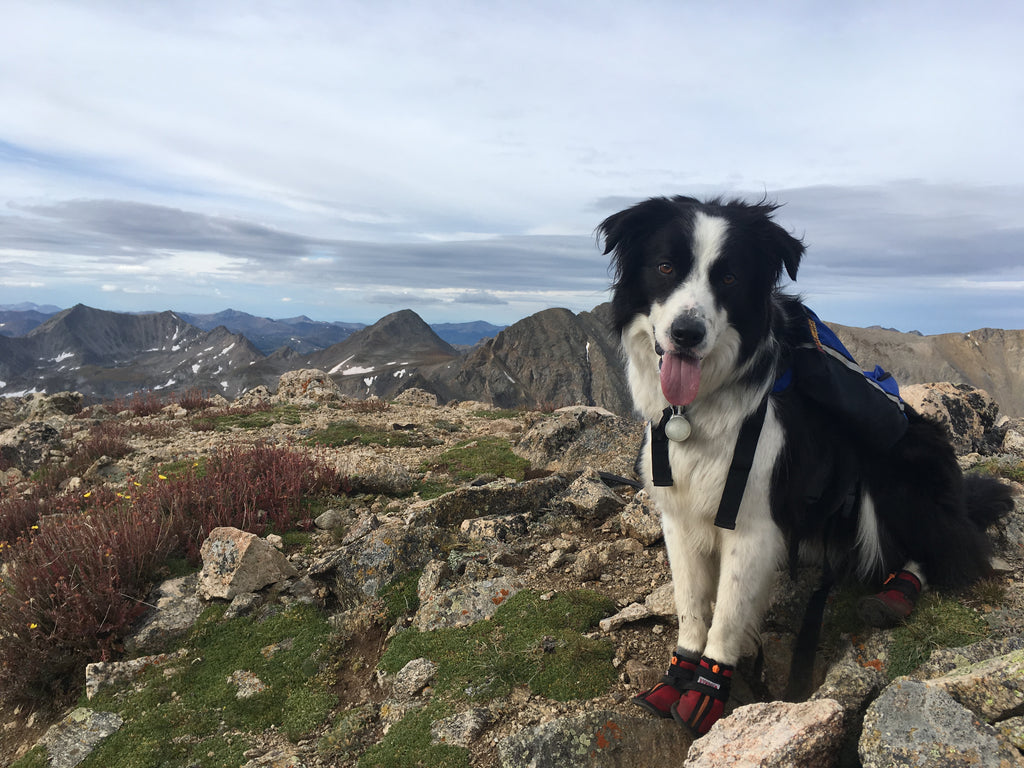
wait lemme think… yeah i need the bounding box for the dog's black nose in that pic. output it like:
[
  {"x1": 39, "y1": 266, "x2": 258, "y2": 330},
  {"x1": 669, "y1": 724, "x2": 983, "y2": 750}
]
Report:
[{"x1": 670, "y1": 316, "x2": 706, "y2": 350}]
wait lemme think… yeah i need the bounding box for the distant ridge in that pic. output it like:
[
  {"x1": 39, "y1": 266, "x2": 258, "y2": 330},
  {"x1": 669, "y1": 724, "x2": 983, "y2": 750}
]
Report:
[
  {"x1": 0, "y1": 304, "x2": 1022, "y2": 416},
  {"x1": 0, "y1": 305, "x2": 500, "y2": 353}
]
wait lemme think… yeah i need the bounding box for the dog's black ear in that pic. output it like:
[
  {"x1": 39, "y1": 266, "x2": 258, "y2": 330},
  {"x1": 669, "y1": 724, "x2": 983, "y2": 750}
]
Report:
[
  {"x1": 764, "y1": 219, "x2": 804, "y2": 282},
  {"x1": 598, "y1": 196, "x2": 687, "y2": 256},
  {"x1": 777, "y1": 227, "x2": 804, "y2": 282}
]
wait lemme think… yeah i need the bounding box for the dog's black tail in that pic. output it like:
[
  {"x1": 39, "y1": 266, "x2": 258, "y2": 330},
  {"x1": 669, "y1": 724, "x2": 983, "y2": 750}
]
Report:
[{"x1": 964, "y1": 472, "x2": 1016, "y2": 531}]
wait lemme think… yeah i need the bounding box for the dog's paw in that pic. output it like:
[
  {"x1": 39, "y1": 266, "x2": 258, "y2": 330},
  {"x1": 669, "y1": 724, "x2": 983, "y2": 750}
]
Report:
[
  {"x1": 631, "y1": 650, "x2": 699, "y2": 718},
  {"x1": 671, "y1": 656, "x2": 733, "y2": 735}
]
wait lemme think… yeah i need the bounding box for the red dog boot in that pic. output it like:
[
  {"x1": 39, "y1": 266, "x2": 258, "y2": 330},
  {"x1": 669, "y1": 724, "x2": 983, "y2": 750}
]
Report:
[
  {"x1": 631, "y1": 649, "x2": 699, "y2": 718},
  {"x1": 671, "y1": 656, "x2": 733, "y2": 736},
  {"x1": 858, "y1": 570, "x2": 922, "y2": 628}
]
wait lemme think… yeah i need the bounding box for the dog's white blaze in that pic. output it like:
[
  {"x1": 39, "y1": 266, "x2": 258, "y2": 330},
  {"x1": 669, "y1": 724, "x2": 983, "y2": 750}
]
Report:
[
  {"x1": 649, "y1": 212, "x2": 730, "y2": 360},
  {"x1": 855, "y1": 492, "x2": 885, "y2": 580}
]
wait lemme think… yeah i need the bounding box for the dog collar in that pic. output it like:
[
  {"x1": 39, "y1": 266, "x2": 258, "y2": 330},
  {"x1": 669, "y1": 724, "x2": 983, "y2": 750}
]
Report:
[{"x1": 649, "y1": 396, "x2": 769, "y2": 530}]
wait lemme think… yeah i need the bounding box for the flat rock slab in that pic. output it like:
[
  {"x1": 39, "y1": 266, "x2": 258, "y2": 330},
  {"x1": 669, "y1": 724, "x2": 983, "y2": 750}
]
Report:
[
  {"x1": 860, "y1": 678, "x2": 1024, "y2": 768},
  {"x1": 37, "y1": 708, "x2": 124, "y2": 768},
  {"x1": 498, "y1": 709, "x2": 690, "y2": 768},
  {"x1": 414, "y1": 575, "x2": 524, "y2": 631}
]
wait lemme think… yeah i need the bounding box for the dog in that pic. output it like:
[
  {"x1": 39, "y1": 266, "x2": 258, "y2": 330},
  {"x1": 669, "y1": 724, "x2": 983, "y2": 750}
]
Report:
[{"x1": 599, "y1": 195, "x2": 1014, "y2": 735}]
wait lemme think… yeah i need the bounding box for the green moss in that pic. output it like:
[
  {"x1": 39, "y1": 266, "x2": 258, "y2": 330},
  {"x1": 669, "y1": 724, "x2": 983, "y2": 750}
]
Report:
[
  {"x1": 423, "y1": 437, "x2": 530, "y2": 482},
  {"x1": 9, "y1": 746, "x2": 48, "y2": 768},
  {"x1": 192, "y1": 405, "x2": 304, "y2": 432},
  {"x1": 417, "y1": 479, "x2": 458, "y2": 500},
  {"x1": 361, "y1": 591, "x2": 614, "y2": 767},
  {"x1": 887, "y1": 592, "x2": 988, "y2": 679},
  {"x1": 80, "y1": 604, "x2": 336, "y2": 768},
  {"x1": 967, "y1": 458, "x2": 1024, "y2": 484},
  {"x1": 357, "y1": 703, "x2": 469, "y2": 768},
  {"x1": 380, "y1": 589, "x2": 616, "y2": 702}
]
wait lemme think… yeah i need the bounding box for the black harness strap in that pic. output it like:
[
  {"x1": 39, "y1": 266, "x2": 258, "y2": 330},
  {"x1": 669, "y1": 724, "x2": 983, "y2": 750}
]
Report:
[
  {"x1": 651, "y1": 408, "x2": 675, "y2": 487},
  {"x1": 648, "y1": 396, "x2": 770, "y2": 529},
  {"x1": 713, "y1": 397, "x2": 769, "y2": 530}
]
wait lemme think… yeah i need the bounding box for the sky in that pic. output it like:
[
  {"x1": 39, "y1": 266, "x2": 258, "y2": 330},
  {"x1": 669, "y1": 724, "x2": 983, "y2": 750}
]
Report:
[{"x1": 2, "y1": 1, "x2": 1023, "y2": 335}]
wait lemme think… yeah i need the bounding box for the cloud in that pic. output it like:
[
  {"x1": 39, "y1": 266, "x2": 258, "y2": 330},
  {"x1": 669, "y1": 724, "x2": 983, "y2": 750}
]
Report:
[
  {"x1": 452, "y1": 290, "x2": 509, "y2": 306},
  {"x1": 1, "y1": 3, "x2": 1023, "y2": 331}
]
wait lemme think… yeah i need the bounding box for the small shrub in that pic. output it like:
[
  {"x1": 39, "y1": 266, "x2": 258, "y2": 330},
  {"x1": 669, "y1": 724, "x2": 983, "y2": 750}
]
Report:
[
  {"x1": 144, "y1": 443, "x2": 345, "y2": 558},
  {"x1": 0, "y1": 497, "x2": 43, "y2": 551},
  {"x1": 72, "y1": 422, "x2": 132, "y2": 469},
  {"x1": 174, "y1": 388, "x2": 215, "y2": 411},
  {"x1": 340, "y1": 398, "x2": 389, "y2": 414},
  {"x1": 0, "y1": 506, "x2": 177, "y2": 702},
  {"x1": 115, "y1": 391, "x2": 171, "y2": 417}
]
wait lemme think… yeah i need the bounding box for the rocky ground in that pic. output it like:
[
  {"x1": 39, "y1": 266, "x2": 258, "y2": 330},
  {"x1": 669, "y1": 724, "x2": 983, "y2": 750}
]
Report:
[{"x1": 2, "y1": 370, "x2": 1024, "y2": 767}]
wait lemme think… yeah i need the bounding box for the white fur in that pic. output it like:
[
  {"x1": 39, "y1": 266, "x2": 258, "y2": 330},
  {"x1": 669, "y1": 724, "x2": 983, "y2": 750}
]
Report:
[{"x1": 854, "y1": 493, "x2": 885, "y2": 581}]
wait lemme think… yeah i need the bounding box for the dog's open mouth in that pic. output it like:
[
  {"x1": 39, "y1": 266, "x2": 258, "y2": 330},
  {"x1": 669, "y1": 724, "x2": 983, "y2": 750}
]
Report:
[{"x1": 660, "y1": 350, "x2": 701, "y2": 406}]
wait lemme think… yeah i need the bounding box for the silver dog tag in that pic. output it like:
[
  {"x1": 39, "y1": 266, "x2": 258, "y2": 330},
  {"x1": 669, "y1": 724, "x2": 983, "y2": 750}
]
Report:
[{"x1": 665, "y1": 413, "x2": 692, "y2": 442}]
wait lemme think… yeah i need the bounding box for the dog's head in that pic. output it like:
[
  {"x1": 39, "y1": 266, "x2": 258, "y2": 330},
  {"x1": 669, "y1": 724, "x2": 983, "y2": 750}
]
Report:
[{"x1": 599, "y1": 196, "x2": 804, "y2": 406}]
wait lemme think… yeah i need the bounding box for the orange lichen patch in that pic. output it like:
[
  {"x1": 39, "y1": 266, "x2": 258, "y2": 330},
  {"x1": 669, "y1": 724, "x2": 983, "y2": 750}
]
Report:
[
  {"x1": 491, "y1": 588, "x2": 511, "y2": 606},
  {"x1": 592, "y1": 719, "x2": 624, "y2": 753}
]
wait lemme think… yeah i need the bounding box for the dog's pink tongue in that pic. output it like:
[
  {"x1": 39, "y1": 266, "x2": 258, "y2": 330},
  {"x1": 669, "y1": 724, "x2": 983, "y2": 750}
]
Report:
[{"x1": 660, "y1": 352, "x2": 701, "y2": 406}]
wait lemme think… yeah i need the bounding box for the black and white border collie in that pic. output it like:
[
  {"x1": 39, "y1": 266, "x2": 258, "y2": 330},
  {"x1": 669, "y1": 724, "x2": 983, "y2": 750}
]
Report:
[{"x1": 599, "y1": 195, "x2": 1013, "y2": 736}]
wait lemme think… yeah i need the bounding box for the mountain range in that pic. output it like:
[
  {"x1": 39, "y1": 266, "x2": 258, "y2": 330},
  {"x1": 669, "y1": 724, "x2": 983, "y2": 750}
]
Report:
[
  {"x1": 1, "y1": 303, "x2": 1022, "y2": 417},
  {"x1": 0, "y1": 304, "x2": 504, "y2": 353}
]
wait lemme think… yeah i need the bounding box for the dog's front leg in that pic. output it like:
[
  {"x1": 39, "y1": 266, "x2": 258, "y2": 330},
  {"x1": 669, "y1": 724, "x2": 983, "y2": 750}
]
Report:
[
  {"x1": 704, "y1": 518, "x2": 784, "y2": 663},
  {"x1": 672, "y1": 517, "x2": 785, "y2": 735},
  {"x1": 630, "y1": 506, "x2": 716, "y2": 720},
  {"x1": 662, "y1": 510, "x2": 717, "y2": 654}
]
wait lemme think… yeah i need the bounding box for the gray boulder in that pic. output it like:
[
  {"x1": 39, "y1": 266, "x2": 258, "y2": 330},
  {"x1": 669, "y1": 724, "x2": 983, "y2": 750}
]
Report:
[
  {"x1": 859, "y1": 678, "x2": 1024, "y2": 767},
  {"x1": 901, "y1": 383, "x2": 1003, "y2": 454},
  {"x1": 198, "y1": 527, "x2": 298, "y2": 601},
  {"x1": 0, "y1": 421, "x2": 61, "y2": 472},
  {"x1": 273, "y1": 368, "x2": 342, "y2": 403},
  {"x1": 513, "y1": 406, "x2": 643, "y2": 479},
  {"x1": 333, "y1": 453, "x2": 415, "y2": 495},
  {"x1": 685, "y1": 698, "x2": 845, "y2": 768},
  {"x1": 550, "y1": 467, "x2": 627, "y2": 522},
  {"x1": 125, "y1": 573, "x2": 204, "y2": 655},
  {"x1": 308, "y1": 520, "x2": 444, "y2": 606},
  {"x1": 414, "y1": 575, "x2": 524, "y2": 631},
  {"x1": 920, "y1": 647, "x2": 1024, "y2": 723},
  {"x1": 408, "y1": 474, "x2": 570, "y2": 528}
]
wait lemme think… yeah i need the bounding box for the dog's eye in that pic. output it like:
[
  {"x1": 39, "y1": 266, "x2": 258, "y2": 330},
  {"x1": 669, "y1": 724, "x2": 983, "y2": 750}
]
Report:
[
  {"x1": 722, "y1": 273, "x2": 736, "y2": 285},
  {"x1": 657, "y1": 263, "x2": 674, "y2": 275}
]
